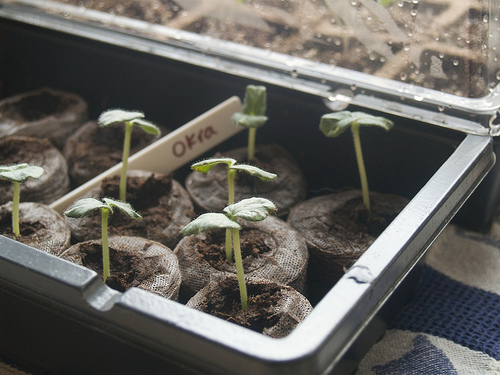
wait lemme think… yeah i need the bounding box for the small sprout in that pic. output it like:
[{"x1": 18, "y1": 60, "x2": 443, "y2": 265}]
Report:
[
  {"x1": 232, "y1": 85, "x2": 268, "y2": 161},
  {"x1": 182, "y1": 197, "x2": 276, "y2": 310},
  {"x1": 191, "y1": 157, "x2": 277, "y2": 261},
  {"x1": 0, "y1": 163, "x2": 44, "y2": 238},
  {"x1": 64, "y1": 197, "x2": 142, "y2": 282},
  {"x1": 98, "y1": 109, "x2": 161, "y2": 202},
  {"x1": 320, "y1": 111, "x2": 393, "y2": 212}
]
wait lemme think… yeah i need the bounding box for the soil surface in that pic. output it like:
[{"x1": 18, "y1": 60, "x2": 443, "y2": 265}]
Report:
[
  {"x1": 0, "y1": 137, "x2": 71, "y2": 207},
  {"x1": 199, "y1": 276, "x2": 283, "y2": 333},
  {"x1": 0, "y1": 90, "x2": 77, "y2": 122},
  {"x1": 67, "y1": 171, "x2": 195, "y2": 249},
  {"x1": 0, "y1": 217, "x2": 46, "y2": 247},
  {"x1": 195, "y1": 228, "x2": 273, "y2": 270},
  {"x1": 0, "y1": 87, "x2": 88, "y2": 149},
  {"x1": 76, "y1": 241, "x2": 161, "y2": 292},
  {"x1": 288, "y1": 189, "x2": 409, "y2": 303},
  {"x1": 186, "y1": 144, "x2": 307, "y2": 217},
  {"x1": 53, "y1": 0, "x2": 496, "y2": 98},
  {"x1": 175, "y1": 215, "x2": 309, "y2": 301},
  {"x1": 0, "y1": 202, "x2": 71, "y2": 255},
  {"x1": 63, "y1": 120, "x2": 161, "y2": 187}
]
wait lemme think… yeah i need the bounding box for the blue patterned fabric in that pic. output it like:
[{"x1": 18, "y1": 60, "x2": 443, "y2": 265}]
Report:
[
  {"x1": 356, "y1": 224, "x2": 500, "y2": 375},
  {"x1": 372, "y1": 335, "x2": 458, "y2": 375},
  {"x1": 390, "y1": 266, "x2": 500, "y2": 360}
]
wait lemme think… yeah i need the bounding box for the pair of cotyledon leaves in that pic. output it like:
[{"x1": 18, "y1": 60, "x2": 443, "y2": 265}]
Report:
[
  {"x1": 64, "y1": 197, "x2": 142, "y2": 220},
  {"x1": 0, "y1": 164, "x2": 44, "y2": 183},
  {"x1": 98, "y1": 109, "x2": 160, "y2": 135},
  {"x1": 320, "y1": 111, "x2": 394, "y2": 138},
  {"x1": 191, "y1": 157, "x2": 277, "y2": 181},
  {"x1": 181, "y1": 197, "x2": 276, "y2": 236}
]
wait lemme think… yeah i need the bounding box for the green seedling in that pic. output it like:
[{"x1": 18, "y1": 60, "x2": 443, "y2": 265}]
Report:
[
  {"x1": 98, "y1": 109, "x2": 161, "y2": 202},
  {"x1": 64, "y1": 197, "x2": 141, "y2": 282},
  {"x1": 191, "y1": 157, "x2": 277, "y2": 261},
  {"x1": 320, "y1": 111, "x2": 393, "y2": 212},
  {"x1": 0, "y1": 163, "x2": 44, "y2": 238},
  {"x1": 182, "y1": 197, "x2": 276, "y2": 310},
  {"x1": 232, "y1": 85, "x2": 268, "y2": 161}
]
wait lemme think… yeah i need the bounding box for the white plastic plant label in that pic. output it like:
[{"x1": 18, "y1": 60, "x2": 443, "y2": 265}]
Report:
[{"x1": 50, "y1": 96, "x2": 243, "y2": 214}]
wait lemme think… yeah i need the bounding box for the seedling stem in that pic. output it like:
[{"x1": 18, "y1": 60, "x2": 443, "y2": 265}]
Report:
[
  {"x1": 101, "y1": 208, "x2": 110, "y2": 281},
  {"x1": 12, "y1": 181, "x2": 20, "y2": 238},
  {"x1": 120, "y1": 122, "x2": 133, "y2": 202},
  {"x1": 231, "y1": 228, "x2": 248, "y2": 309},
  {"x1": 351, "y1": 123, "x2": 370, "y2": 211}
]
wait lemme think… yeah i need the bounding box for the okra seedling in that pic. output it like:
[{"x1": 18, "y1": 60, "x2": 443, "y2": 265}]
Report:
[
  {"x1": 64, "y1": 197, "x2": 141, "y2": 282},
  {"x1": 181, "y1": 197, "x2": 276, "y2": 310},
  {"x1": 98, "y1": 109, "x2": 161, "y2": 202},
  {"x1": 320, "y1": 111, "x2": 393, "y2": 212},
  {"x1": 232, "y1": 85, "x2": 268, "y2": 161},
  {"x1": 0, "y1": 163, "x2": 44, "y2": 238},
  {"x1": 191, "y1": 157, "x2": 276, "y2": 261}
]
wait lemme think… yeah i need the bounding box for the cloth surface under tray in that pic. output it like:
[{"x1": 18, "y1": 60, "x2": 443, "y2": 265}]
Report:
[{"x1": 356, "y1": 224, "x2": 500, "y2": 375}]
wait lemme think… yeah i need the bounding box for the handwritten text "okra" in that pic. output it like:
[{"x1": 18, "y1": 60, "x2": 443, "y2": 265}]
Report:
[{"x1": 172, "y1": 126, "x2": 218, "y2": 157}]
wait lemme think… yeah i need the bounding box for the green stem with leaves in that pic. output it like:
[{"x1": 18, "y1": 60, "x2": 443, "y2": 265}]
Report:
[
  {"x1": 231, "y1": 228, "x2": 248, "y2": 309},
  {"x1": 232, "y1": 85, "x2": 268, "y2": 162},
  {"x1": 12, "y1": 181, "x2": 20, "y2": 238},
  {"x1": 101, "y1": 208, "x2": 110, "y2": 282},
  {"x1": 0, "y1": 163, "x2": 44, "y2": 239},
  {"x1": 181, "y1": 197, "x2": 275, "y2": 311},
  {"x1": 351, "y1": 123, "x2": 370, "y2": 211},
  {"x1": 64, "y1": 197, "x2": 141, "y2": 283},
  {"x1": 320, "y1": 111, "x2": 394, "y2": 213},
  {"x1": 191, "y1": 158, "x2": 276, "y2": 262},
  {"x1": 98, "y1": 109, "x2": 160, "y2": 202}
]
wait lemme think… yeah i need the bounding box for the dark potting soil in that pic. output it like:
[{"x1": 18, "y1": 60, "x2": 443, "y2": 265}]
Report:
[
  {"x1": 0, "y1": 90, "x2": 78, "y2": 122},
  {"x1": 0, "y1": 216, "x2": 46, "y2": 247},
  {"x1": 288, "y1": 190, "x2": 409, "y2": 303},
  {"x1": 63, "y1": 120, "x2": 162, "y2": 187},
  {"x1": 77, "y1": 241, "x2": 160, "y2": 292},
  {"x1": 0, "y1": 137, "x2": 70, "y2": 205},
  {"x1": 102, "y1": 173, "x2": 172, "y2": 210},
  {"x1": 91, "y1": 174, "x2": 174, "y2": 238},
  {"x1": 0, "y1": 137, "x2": 48, "y2": 165},
  {"x1": 69, "y1": 171, "x2": 195, "y2": 249},
  {"x1": 328, "y1": 197, "x2": 396, "y2": 245},
  {"x1": 195, "y1": 228, "x2": 273, "y2": 271},
  {"x1": 199, "y1": 277, "x2": 283, "y2": 334},
  {"x1": 186, "y1": 144, "x2": 306, "y2": 217}
]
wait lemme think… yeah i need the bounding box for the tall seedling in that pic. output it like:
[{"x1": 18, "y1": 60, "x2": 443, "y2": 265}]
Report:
[
  {"x1": 64, "y1": 197, "x2": 141, "y2": 282},
  {"x1": 0, "y1": 163, "x2": 44, "y2": 238},
  {"x1": 232, "y1": 85, "x2": 268, "y2": 161},
  {"x1": 320, "y1": 111, "x2": 393, "y2": 212},
  {"x1": 182, "y1": 197, "x2": 276, "y2": 310},
  {"x1": 190, "y1": 157, "x2": 276, "y2": 261},
  {"x1": 98, "y1": 109, "x2": 161, "y2": 201}
]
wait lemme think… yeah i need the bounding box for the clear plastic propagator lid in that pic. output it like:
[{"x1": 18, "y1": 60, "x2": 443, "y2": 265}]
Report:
[{"x1": 2, "y1": 0, "x2": 500, "y2": 134}]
